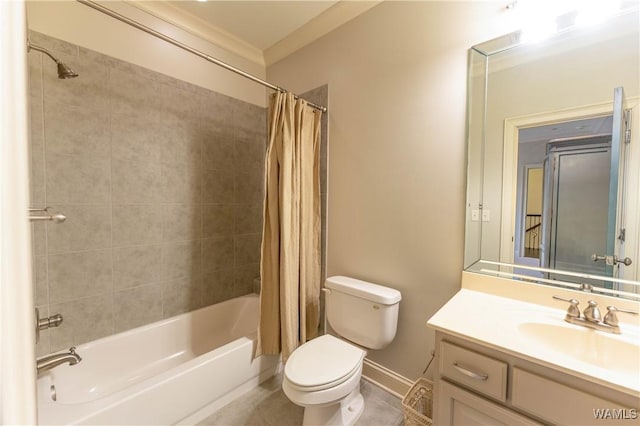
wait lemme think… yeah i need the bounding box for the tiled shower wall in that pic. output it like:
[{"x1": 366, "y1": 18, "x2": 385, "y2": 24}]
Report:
[{"x1": 28, "y1": 32, "x2": 267, "y2": 355}]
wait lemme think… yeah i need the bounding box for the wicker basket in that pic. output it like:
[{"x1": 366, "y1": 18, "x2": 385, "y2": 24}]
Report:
[{"x1": 401, "y1": 377, "x2": 433, "y2": 426}]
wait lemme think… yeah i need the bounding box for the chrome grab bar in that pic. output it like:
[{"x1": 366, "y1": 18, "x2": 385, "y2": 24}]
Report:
[{"x1": 29, "y1": 207, "x2": 66, "y2": 223}]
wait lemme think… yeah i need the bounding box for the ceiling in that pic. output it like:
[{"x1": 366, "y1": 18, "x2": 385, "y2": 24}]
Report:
[
  {"x1": 166, "y1": 1, "x2": 338, "y2": 51},
  {"x1": 130, "y1": 0, "x2": 380, "y2": 66},
  {"x1": 519, "y1": 116, "x2": 614, "y2": 144}
]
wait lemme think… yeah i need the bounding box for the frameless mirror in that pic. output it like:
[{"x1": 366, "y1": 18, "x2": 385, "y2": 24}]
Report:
[{"x1": 464, "y1": 6, "x2": 640, "y2": 299}]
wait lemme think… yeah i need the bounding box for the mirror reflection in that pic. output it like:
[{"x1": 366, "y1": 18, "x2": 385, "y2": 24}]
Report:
[{"x1": 464, "y1": 6, "x2": 640, "y2": 298}]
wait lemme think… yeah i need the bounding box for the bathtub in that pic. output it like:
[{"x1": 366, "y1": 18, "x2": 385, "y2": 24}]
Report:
[{"x1": 37, "y1": 294, "x2": 280, "y2": 425}]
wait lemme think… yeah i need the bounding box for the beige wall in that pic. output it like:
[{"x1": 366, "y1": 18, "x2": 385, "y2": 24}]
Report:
[
  {"x1": 267, "y1": 2, "x2": 513, "y2": 380},
  {"x1": 26, "y1": 1, "x2": 267, "y2": 106}
]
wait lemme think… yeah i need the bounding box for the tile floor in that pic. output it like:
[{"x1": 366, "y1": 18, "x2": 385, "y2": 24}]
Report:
[{"x1": 197, "y1": 373, "x2": 405, "y2": 426}]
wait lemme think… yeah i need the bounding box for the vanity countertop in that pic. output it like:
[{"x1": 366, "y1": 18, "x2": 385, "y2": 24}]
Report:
[{"x1": 427, "y1": 288, "x2": 640, "y2": 397}]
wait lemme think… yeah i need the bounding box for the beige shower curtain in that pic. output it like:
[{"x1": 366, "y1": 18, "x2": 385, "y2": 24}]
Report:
[{"x1": 256, "y1": 92, "x2": 322, "y2": 361}]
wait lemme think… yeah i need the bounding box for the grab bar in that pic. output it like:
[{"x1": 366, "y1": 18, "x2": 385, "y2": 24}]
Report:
[{"x1": 29, "y1": 207, "x2": 66, "y2": 223}]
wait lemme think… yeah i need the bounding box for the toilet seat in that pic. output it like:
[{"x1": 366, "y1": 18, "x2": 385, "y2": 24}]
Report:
[{"x1": 285, "y1": 335, "x2": 366, "y2": 392}]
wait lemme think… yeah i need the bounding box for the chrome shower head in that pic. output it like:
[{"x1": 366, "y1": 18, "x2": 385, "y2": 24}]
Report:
[
  {"x1": 56, "y1": 62, "x2": 79, "y2": 79},
  {"x1": 28, "y1": 42, "x2": 79, "y2": 79}
]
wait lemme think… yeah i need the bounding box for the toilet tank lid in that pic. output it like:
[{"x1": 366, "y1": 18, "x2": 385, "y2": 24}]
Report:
[{"x1": 325, "y1": 276, "x2": 401, "y2": 305}]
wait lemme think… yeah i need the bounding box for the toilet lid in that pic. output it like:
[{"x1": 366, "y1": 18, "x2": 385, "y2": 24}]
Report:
[{"x1": 285, "y1": 335, "x2": 365, "y2": 389}]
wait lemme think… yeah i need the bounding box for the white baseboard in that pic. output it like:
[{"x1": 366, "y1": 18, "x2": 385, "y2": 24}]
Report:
[{"x1": 362, "y1": 358, "x2": 414, "y2": 399}]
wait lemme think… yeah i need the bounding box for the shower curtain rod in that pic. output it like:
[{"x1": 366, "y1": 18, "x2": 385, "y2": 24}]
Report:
[{"x1": 75, "y1": 0, "x2": 327, "y2": 113}]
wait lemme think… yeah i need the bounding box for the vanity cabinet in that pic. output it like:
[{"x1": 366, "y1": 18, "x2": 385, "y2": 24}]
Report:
[
  {"x1": 433, "y1": 332, "x2": 639, "y2": 426},
  {"x1": 438, "y1": 380, "x2": 541, "y2": 425}
]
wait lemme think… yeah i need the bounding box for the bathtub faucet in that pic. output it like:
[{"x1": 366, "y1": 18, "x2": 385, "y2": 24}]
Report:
[{"x1": 37, "y1": 347, "x2": 82, "y2": 375}]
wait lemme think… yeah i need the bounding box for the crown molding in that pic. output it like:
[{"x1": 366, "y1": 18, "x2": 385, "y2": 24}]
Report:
[
  {"x1": 125, "y1": 1, "x2": 266, "y2": 67},
  {"x1": 264, "y1": 1, "x2": 383, "y2": 67}
]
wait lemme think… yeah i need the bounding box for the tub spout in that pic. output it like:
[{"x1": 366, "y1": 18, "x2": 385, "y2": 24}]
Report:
[{"x1": 37, "y1": 347, "x2": 82, "y2": 375}]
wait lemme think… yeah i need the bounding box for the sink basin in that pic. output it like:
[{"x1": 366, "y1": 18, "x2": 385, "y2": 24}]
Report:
[{"x1": 518, "y1": 322, "x2": 640, "y2": 378}]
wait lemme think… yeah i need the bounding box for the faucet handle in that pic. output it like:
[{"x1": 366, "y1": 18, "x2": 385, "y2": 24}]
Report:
[
  {"x1": 584, "y1": 300, "x2": 602, "y2": 323},
  {"x1": 552, "y1": 295, "x2": 580, "y2": 318},
  {"x1": 603, "y1": 306, "x2": 638, "y2": 327}
]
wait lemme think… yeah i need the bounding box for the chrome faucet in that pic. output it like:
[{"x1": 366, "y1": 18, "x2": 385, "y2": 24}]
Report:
[
  {"x1": 553, "y1": 296, "x2": 638, "y2": 334},
  {"x1": 37, "y1": 347, "x2": 82, "y2": 375}
]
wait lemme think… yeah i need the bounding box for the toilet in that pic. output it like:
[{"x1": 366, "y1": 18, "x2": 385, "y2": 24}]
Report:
[{"x1": 282, "y1": 276, "x2": 402, "y2": 426}]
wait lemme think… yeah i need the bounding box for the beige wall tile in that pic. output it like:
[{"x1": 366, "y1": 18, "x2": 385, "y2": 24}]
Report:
[
  {"x1": 202, "y1": 169, "x2": 234, "y2": 203},
  {"x1": 202, "y1": 268, "x2": 235, "y2": 306},
  {"x1": 32, "y1": 222, "x2": 47, "y2": 256},
  {"x1": 48, "y1": 249, "x2": 112, "y2": 304},
  {"x1": 235, "y1": 263, "x2": 259, "y2": 297},
  {"x1": 35, "y1": 327, "x2": 51, "y2": 358},
  {"x1": 161, "y1": 241, "x2": 202, "y2": 281},
  {"x1": 44, "y1": 100, "x2": 110, "y2": 159},
  {"x1": 29, "y1": 94, "x2": 46, "y2": 206},
  {"x1": 199, "y1": 91, "x2": 236, "y2": 125},
  {"x1": 46, "y1": 153, "x2": 111, "y2": 204},
  {"x1": 233, "y1": 101, "x2": 266, "y2": 133},
  {"x1": 159, "y1": 116, "x2": 201, "y2": 168},
  {"x1": 161, "y1": 163, "x2": 201, "y2": 203},
  {"x1": 34, "y1": 255, "x2": 48, "y2": 307},
  {"x1": 46, "y1": 204, "x2": 111, "y2": 254},
  {"x1": 201, "y1": 237, "x2": 234, "y2": 272},
  {"x1": 112, "y1": 204, "x2": 163, "y2": 247},
  {"x1": 159, "y1": 82, "x2": 201, "y2": 121},
  {"x1": 234, "y1": 233, "x2": 261, "y2": 266},
  {"x1": 234, "y1": 203, "x2": 262, "y2": 235},
  {"x1": 202, "y1": 204, "x2": 235, "y2": 237},
  {"x1": 49, "y1": 294, "x2": 113, "y2": 352},
  {"x1": 234, "y1": 137, "x2": 265, "y2": 173},
  {"x1": 162, "y1": 275, "x2": 202, "y2": 318},
  {"x1": 28, "y1": 50, "x2": 43, "y2": 99},
  {"x1": 112, "y1": 158, "x2": 163, "y2": 204},
  {"x1": 111, "y1": 111, "x2": 163, "y2": 164},
  {"x1": 162, "y1": 203, "x2": 202, "y2": 243},
  {"x1": 113, "y1": 245, "x2": 162, "y2": 290},
  {"x1": 109, "y1": 66, "x2": 164, "y2": 118},
  {"x1": 201, "y1": 126, "x2": 235, "y2": 171},
  {"x1": 234, "y1": 171, "x2": 263, "y2": 204},
  {"x1": 114, "y1": 284, "x2": 162, "y2": 332}
]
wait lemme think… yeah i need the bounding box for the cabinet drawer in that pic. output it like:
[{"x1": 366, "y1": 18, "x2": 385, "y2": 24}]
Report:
[
  {"x1": 512, "y1": 368, "x2": 634, "y2": 426},
  {"x1": 439, "y1": 341, "x2": 508, "y2": 402}
]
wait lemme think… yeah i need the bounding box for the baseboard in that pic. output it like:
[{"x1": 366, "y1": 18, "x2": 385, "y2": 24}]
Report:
[{"x1": 362, "y1": 358, "x2": 414, "y2": 399}]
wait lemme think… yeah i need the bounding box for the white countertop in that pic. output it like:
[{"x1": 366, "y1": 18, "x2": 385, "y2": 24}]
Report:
[{"x1": 427, "y1": 288, "x2": 640, "y2": 397}]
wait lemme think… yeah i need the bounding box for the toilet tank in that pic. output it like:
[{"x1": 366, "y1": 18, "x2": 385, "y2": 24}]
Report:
[{"x1": 324, "y1": 276, "x2": 401, "y2": 350}]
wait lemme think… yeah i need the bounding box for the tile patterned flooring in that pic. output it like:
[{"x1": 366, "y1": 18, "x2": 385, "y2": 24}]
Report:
[{"x1": 197, "y1": 374, "x2": 405, "y2": 426}]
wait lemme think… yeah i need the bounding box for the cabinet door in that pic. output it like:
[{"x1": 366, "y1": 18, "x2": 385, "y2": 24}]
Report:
[{"x1": 436, "y1": 380, "x2": 541, "y2": 426}]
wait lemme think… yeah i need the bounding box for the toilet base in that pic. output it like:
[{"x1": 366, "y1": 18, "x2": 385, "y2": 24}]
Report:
[{"x1": 302, "y1": 384, "x2": 364, "y2": 426}]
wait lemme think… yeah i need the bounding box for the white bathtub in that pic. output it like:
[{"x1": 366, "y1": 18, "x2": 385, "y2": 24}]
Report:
[{"x1": 37, "y1": 294, "x2": 280, "y2": 425}]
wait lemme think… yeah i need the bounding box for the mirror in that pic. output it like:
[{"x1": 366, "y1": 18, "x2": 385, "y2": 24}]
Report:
[{"x1": 464, "y1": 6, "x2": 640, "y2": 299}]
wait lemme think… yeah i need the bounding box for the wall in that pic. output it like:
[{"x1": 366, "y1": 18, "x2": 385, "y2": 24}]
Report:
[
  {"x1": 267, "y1": 2, "x2": 513, "y2": 380},
  {"x1": 29, "y1": 31, "x2": 266, "y2": 355},
  {"x1": 1, "y1": 1, "x2": 37, "y2": 422}
]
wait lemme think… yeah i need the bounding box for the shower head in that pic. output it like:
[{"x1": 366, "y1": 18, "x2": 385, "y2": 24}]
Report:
[
  {"x1": 56, "y1": 62, "x2": 79, "y2": 79},
  {"x1": 28, "y1": 42, "x2": 79, "y2": 79}
]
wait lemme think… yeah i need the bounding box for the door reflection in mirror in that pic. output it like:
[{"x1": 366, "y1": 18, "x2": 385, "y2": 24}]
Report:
[{"x1": 514, "y1": 117, "x2": 618, "y2": 283}]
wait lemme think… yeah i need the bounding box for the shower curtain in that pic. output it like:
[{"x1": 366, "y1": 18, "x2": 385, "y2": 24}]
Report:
[{"x1": 257, "y1": 92, "x2": 322, "y2": 361}]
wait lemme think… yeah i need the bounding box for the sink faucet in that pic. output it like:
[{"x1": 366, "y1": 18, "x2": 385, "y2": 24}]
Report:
[
  {"x1": 553, "y1": 296, "x2": 638, "y2": 334},
  {"x1": 37, "y1": 347, "x2": 81, "y2": 375}
]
